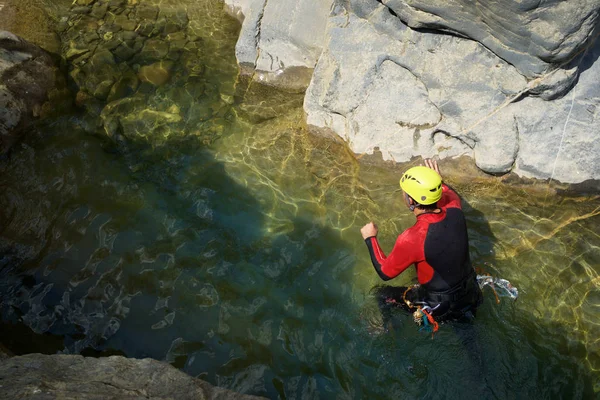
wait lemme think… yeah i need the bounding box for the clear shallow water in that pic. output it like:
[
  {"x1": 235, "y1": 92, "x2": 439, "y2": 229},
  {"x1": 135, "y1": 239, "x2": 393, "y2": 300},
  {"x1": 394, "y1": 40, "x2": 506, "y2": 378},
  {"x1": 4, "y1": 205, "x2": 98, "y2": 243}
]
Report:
[{"x1": 1, "y1": 0, "x2": 600, "y2": 398}]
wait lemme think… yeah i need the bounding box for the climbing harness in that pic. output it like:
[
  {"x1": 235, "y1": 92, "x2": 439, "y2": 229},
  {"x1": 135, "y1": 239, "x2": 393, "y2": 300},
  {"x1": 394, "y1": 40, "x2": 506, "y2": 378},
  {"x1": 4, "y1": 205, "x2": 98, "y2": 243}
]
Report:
[
  {"x1": 401, "y1": 270, "x2": 518, "y2": 339},
  {"x1": 403, "y1": 285, "x2": 418, "y2": 309},
  {"x1": 399, "y1": 287, "x2": 442, "y2": 339}
]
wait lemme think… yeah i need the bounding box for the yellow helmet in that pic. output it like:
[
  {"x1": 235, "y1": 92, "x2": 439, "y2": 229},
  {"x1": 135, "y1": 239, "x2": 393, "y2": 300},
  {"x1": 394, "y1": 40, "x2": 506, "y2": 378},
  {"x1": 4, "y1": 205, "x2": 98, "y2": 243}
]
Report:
[{"x1": 399, "y1": 166, "x2": 442, "y2": 205}]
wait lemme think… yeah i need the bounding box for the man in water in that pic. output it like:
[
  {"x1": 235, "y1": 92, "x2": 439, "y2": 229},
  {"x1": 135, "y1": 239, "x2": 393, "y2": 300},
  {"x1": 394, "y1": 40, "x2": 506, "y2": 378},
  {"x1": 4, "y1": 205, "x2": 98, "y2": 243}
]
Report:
[{"x1": 360, "y1": 159, "x2": 482, "y2": 326}]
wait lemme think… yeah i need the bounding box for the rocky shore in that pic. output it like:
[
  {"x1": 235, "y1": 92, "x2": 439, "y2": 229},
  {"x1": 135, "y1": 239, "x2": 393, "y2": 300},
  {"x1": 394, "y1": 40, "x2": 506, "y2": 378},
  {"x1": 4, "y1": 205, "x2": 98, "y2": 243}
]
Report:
[{"x1": 0, "y1": 353, "x2": 266, "y2": 399}]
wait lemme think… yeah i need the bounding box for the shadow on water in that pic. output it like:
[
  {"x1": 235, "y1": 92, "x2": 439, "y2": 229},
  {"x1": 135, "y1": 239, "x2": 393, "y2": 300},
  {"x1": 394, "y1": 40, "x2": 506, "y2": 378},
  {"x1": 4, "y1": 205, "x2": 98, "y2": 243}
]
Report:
[
  {"x1": 0, "y1": 120, "x2": 267, "y2": 347},
  {"x1": 164, "y1": 216, "x2": 359, "y2": 398},
  {"x1": 0, "y1": 118, "x2": 365, "y2": 398}
]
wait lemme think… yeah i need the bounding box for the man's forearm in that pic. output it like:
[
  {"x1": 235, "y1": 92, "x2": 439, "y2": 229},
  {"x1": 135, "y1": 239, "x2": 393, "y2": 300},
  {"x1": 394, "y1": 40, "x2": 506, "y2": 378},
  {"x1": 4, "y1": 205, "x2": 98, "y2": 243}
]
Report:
[{"x1": 364, "y1": 237, "x2": 392, "y2": 281}]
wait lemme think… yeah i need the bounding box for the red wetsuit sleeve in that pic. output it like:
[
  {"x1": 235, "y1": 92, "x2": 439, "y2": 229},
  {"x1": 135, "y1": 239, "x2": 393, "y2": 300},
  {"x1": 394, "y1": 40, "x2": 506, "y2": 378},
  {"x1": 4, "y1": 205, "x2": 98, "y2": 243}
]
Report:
[
  {"x1": 438, "y1": 183, "x2": 462, "y2": 209},
  {"x1": 364, "y1": 230, "x2": 422, "y2": 281}
]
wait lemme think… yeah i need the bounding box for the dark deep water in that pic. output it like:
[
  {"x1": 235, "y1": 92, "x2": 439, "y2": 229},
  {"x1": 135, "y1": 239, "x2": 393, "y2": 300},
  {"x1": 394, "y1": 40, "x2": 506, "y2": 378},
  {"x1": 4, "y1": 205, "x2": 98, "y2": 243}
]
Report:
[{"x1": 1, "y1": 0, "x2": 600, "y2": 398}]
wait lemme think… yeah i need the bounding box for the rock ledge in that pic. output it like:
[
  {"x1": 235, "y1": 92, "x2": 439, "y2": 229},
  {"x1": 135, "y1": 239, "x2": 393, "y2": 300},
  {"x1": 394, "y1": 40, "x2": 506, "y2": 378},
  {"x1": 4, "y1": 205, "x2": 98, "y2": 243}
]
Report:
[{"x1": 0, "y1": 353, "x2": 266, "y2": 400}]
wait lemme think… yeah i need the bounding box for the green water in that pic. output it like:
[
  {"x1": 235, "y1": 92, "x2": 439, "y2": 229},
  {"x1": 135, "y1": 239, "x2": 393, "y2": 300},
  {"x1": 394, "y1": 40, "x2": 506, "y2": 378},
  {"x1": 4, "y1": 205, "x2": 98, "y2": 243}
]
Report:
[{"x1": 1, "y1": 0, "x2": 600, "y2": 398}]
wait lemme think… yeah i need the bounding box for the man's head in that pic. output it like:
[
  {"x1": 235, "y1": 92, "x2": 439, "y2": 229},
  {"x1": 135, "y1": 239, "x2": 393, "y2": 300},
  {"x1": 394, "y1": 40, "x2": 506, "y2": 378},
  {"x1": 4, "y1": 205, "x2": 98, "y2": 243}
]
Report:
[{"x1": 399, "y1": 166, "x2": 442, "y2": 210}]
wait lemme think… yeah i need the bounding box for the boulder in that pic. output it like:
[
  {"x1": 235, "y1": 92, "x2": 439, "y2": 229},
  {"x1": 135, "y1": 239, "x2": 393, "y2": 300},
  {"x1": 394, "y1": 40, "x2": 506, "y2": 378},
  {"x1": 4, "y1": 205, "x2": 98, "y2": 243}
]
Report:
[
  {"x1": 304, "y1": 2, "x2": 600, "y2": 183},
  {"x1": 0, "y1": 31, "x2": 69, "y2": 155},
  {"x1": 225, "y1": 0, "x2": 334, "y2": 92},
  {"x1": 0, "y1": 353, "x2": 266, "y2": 399},
  {"x1": 381, "y1": 0, "x2": 600, "y2": 79},
  {"x1": 512, "y1": 43, "x2": 600, "y2": 183},
  {"x1": 304, "y1": 6, "x2": 523, "y2": 170}
]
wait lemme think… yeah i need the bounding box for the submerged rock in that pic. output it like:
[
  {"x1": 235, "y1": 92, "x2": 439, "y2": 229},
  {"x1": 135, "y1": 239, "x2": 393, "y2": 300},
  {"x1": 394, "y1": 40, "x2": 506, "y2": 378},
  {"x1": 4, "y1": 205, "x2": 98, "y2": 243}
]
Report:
[
  {"x1": 59, "y1": 0, "x2": 208, "y2": 119},
  {"x1": 138, "y1": 61, "x2": 173, "y2": 86},
  {"x1": 138, "y1": 38, "x2": 170, "y2": 62},
  {"x1": 100, "y1": 95, "x2": 187, "y2": 145},
  {"x1": 0, "y1": 354, "x2": 266, "y2": 399}
]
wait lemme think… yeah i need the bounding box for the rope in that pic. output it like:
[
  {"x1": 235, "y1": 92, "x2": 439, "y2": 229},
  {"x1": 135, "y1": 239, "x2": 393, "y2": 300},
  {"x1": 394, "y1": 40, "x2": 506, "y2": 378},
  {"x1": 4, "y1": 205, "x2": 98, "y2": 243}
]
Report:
[
  {"x1": 402, "y1": 285, "x2": 419, "y2": 309},
  {"x1": 420, "y1": 308, "x2": 439, "y2": 339}
]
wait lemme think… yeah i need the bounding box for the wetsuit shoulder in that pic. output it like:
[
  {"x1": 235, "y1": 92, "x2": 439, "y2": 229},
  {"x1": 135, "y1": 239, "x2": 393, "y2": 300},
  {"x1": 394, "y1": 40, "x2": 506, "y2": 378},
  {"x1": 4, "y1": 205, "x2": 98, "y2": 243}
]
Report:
[{"x1": 438, "y1": 183, "x2": 461, "y2": 209}]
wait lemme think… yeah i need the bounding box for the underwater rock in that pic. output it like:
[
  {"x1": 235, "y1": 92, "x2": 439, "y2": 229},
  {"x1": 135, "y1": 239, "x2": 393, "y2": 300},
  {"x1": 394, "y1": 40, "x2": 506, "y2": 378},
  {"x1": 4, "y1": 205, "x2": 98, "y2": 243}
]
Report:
[
  {"x1": 112, "y1": 42, "x2": 137, "y2": 61},
  {"x1": 0, "y1": 31, "x2": 69, "y2": 155},
  {"x1": 137, "y1": 38, "x2": 169, "y2": 62},
  {"x1": 90, "y1": 1, "x2": 108, "y2": 19},
  {"x1": 159, "y1": 7, "x2": 189, "y2": 35},
  {"x1": 138, "y1": 61, "x2": 173, "y2": 86},
  {"x1": 107, "y1": 73, "x2": 139, "y2": 102},
  {"x1": 113, "y1": 14, "x2": 138, "y2": 31},
  {"x1": 74, "y1": 50, "x2": 122, "y2": 100},
  {"x1": 136, "y1": 3, "x2": 159, "y2": 21},
  {"x1": 117, "y1": 107, "x2": 183, "y2": 144},
  {"x1": 100, "y1": 95, "x2": 186, "y2": 145},
  {"x1": 181, "y1": 51, "x2": 205, "y2": 76},
  {"x1": 57, "y1": 0, "x2": 204, "y2": 133},
  {"x1": 0, "y1": 354, "x2": 266, "y2": 399}
]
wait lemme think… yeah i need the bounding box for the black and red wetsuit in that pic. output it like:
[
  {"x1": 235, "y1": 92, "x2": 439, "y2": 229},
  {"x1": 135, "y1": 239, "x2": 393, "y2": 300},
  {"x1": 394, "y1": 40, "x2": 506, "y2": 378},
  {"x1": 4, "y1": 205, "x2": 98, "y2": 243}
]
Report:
[{"x1": 365, "y1": 184, "x2": 482, "y2": 320}]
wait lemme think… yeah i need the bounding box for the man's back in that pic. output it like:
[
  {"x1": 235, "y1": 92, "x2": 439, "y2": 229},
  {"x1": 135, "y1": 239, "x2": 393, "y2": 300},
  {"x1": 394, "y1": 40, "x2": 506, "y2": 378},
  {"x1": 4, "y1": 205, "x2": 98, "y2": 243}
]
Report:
[{"x1": 419, "y1": 193, "x2": 472, "y2": 292}]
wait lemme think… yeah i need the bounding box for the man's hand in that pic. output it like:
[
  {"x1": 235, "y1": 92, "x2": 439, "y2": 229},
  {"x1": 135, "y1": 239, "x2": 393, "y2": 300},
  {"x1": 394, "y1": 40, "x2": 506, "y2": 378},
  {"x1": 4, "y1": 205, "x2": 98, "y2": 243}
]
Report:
[
  {"x1": 423, "y1": 158, "x2": 442, "y2": 180},
  {"x1": 360, "y1": 222, "x2": 378, "y2": 239}
]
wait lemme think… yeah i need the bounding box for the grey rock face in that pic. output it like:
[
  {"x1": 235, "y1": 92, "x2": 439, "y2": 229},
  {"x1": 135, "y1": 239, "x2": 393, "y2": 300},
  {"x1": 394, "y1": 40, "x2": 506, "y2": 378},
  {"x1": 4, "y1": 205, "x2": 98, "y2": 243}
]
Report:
[
  {"x1": 305, "y1": 5, "x2": 525, "y2": 171},
  {"x1": 0, "y1": 353, "x2": 266, "y2": 399},
  {"x1": 224, "y1": 0, "x2": 334, "y2": 91},
  {"x1": 381, "y1": 0, "x2": 600, "y2": 79},
  {"x1": 512, "y1": 43, "x2": 600, "y2": 183},
  {"x1": 304, "y1": 2, "x2": 600, "y2": 183},
  {"x1": 0, "y1": 31, "x2": 67, "y2": 155}
]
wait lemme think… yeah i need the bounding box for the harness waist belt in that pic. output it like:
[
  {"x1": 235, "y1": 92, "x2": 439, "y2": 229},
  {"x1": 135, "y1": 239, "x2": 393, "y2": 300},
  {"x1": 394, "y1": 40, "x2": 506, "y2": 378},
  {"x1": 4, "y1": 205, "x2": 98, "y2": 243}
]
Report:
[{"x1": 425, "y1": 271, "x2": 477, "y2": 303}]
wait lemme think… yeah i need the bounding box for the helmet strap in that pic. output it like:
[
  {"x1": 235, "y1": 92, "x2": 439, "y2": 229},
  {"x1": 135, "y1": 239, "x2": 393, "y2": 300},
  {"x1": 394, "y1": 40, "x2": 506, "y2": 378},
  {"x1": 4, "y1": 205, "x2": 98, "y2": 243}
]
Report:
[{"x1": 405, "y1": 192, "x2": 416, "y2": 212}]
